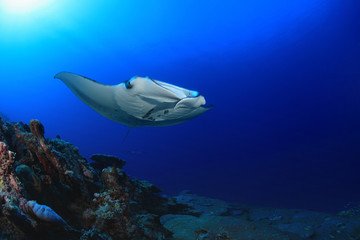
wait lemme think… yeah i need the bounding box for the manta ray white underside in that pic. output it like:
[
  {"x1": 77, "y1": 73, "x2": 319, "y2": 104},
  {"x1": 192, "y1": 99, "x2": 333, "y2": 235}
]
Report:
[{"x1": 55, "y1": 72, "x2": 212, "y2": 127}]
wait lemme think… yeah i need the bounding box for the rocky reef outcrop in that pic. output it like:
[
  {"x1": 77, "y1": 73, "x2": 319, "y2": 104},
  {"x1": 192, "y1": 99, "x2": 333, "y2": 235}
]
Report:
[
  {"x1": 0, "y1": 118, "x2": 181, "y2": 239},
  {"x1": 1, "y1": 117, "x2": 360, "y2": 240}
]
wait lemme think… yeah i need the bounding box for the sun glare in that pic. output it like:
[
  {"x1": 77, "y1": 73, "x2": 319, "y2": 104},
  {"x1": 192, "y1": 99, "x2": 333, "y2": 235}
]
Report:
[{"x1": 0, "y1": 0, "x2": 51, "y2": 14}]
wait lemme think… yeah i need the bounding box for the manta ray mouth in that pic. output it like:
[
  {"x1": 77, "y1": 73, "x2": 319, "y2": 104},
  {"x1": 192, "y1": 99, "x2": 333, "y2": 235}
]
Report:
[{"x1": 152, "y1": 79, "x2": 199, "y2": 99}]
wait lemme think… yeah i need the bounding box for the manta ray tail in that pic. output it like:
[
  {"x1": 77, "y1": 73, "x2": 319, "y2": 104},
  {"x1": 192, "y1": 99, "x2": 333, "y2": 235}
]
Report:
[{"x1": 122, "y1": 127, "x2": 133, "y2": 143}]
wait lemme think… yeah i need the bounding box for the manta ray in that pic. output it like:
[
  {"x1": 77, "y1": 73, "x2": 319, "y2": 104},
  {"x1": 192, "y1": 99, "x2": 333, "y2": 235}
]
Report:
[{"x1": 54, "y1": 72, "x2": 212, "y2": 127}]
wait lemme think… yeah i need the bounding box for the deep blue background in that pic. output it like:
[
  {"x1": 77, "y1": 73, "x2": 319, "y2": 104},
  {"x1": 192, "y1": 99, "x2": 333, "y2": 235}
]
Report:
[{"x1": 1, "y1": 0, "x2": 359, "y2": 212}]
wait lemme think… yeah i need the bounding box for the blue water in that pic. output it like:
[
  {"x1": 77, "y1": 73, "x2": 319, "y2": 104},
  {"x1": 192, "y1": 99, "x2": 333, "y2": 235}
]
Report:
[{"x1": 1, "y1": 0, "x2": 359, "y2": 212}]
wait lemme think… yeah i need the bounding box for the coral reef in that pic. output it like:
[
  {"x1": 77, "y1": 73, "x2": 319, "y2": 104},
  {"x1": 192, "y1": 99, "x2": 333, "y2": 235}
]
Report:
[
  {"x1": 90, "y1": 154, "x2": 126, "y2": 171},
  {"x1": 1, "y1": 117, "x2": 360, "y2": 240},
  {"x1": 0, "y1": 118, "x2": 176, "y2": 239}
]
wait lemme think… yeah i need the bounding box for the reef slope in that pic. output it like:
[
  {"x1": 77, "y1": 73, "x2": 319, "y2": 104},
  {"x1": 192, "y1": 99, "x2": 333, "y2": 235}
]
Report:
[{"x1": 0, "y1": 118, "x2": 360, "y2": 240}]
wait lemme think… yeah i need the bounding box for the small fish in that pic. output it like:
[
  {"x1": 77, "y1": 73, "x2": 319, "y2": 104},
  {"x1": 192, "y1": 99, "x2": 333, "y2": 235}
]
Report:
[{"x1": 26, "y1": 200, "x2": 66, "y2": 225}]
